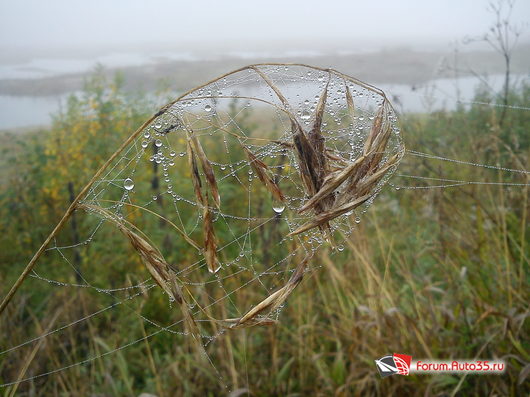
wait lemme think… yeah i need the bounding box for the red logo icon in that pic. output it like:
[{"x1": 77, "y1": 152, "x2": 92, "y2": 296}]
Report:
[{"x1": 375, "y1": 353, "x2": 412, "y2": 377}]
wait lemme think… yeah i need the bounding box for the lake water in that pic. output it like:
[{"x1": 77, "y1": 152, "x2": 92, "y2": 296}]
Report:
[{"x1": 0, "y1": 73, "x2": 526, "y2": 130}]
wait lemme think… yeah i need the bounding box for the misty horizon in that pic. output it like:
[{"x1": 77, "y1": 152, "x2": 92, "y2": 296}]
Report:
[{"x1": 1, "y1": 0, "x2": 529, "y2": 59}]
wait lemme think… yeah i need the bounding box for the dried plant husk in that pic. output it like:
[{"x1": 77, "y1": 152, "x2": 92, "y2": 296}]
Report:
[
  {"x1": 252, "y1": 66, "x2": 403, "y2": 241},
  {"x1": 345, "y1": 84, "x2": 355, "y2": 122},
  {"x1": 78, "y1": 204, "x2": 206, "y2": 357},
  {"x1": 189, "y1": 133, "x2": 220, "y2": 208},
  {"x1": 187, "y1": 140, "x2": 205, "y2": 206},
  {"x1": 289, "y1": 194, "x2": 372, "y2": 236},
  {"x1": 242, "y1": 144, "x2": 285, "y2": 202},
  {"x1": 202, "y1": 194, "x2": 220, "y2": 274},
  {"x1": 230, "y1": 256, "x2": 309, "y2": 329},
  {"x1": 299, "y1": 154, "x2": 367, "y2": 214}
]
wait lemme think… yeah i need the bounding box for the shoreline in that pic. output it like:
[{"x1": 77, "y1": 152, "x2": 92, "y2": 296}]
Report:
[{"x1": 1, "y1": 45, "x2": 529, "y2": 97}]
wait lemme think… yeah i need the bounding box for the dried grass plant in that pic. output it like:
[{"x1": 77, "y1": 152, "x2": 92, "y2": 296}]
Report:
[{"x1": 0, "y1": 63, "x2": 404, "y2": 331}]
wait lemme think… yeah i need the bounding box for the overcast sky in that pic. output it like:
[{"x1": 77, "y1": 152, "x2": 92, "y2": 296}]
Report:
[{"x1": 1, "y1": 0, "x2": 529, "y2": 55}]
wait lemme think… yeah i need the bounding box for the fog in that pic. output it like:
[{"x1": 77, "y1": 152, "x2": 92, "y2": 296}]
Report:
[
  {"x1": 1, "y1": 0, "x2": 529, "y2": 56},
  {"x1": 0, "y1": 0, "x2": 529, "y2": 129}
]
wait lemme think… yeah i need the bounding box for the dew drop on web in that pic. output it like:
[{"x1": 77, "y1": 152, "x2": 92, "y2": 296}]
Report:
[
  {"x1": 272, "y1": 202, "x2": 286, "y2": 214},
  {"x1": 123, "y1": 178, "x2": 134, "y2": 191}
]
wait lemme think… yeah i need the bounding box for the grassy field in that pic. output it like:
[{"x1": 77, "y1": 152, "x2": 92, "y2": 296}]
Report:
[{"x1": 0, "y1": 70, "x2": 528, "y2": 396}]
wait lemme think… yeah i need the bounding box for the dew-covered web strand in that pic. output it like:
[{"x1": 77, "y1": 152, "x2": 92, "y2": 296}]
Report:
[
  {"x1": 388, "y1": 80, "x2": 530, "y2": 190},
  {"x1": 0, "y1": 285, "x2": 155, "y2": 357},
  {"x1": 390, "y1": 149, "x2": 529, "y2": 190},
  {"x1": 0, "y1": 243, "x2": 307, "y2": 389},
  {"x1": 406, "y1": 150, "x2": 529, "y2": 175},
  {"x1": 396, "y1": 174, "x2": 530, "y2": 189},
  {"x1": 1, "y1": 212, "x2": 285, "y2": 361}
]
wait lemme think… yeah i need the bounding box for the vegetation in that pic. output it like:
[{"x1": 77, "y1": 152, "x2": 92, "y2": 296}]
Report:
[{"x1": 0, "y1": 69, "x2": 528, "y2": 396}]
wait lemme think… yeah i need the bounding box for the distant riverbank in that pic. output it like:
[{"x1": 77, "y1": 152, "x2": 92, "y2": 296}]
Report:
[{"x1": 0, "y1": 45, "x2": 528, "y2": 130}]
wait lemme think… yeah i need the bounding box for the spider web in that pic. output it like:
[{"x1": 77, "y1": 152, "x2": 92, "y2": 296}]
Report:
[{"x1": 0, "y1": 64, "x2": 404, "y2": 388}]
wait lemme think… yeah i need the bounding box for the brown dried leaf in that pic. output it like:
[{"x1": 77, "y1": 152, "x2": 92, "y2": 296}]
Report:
[
  {"x1": 299, "y1": 154, "x2": 367, "y2": 213},
  {"x1": 346, "y1": 83, "x2": 355, "y2": 122},
  {"x1": 78, "y1": 205, "x2": 172, "y2": 292},
  {"x1": 309, "y1": 78, "x2": 331, "y2": 202},
  {"x1": 190, "y1": 135, "x2": 220, "y2": 209},
  {"x1": 203, "y1": 195, "x2": 219, "y2": 274},
  {"x1": 187, "y1": 140, "x2": 204, "y2": 206},
  {"x1": 363, "y1": 102, "x2": 386, "y2": 155},
  {"x1": 222, "y1": 317, "x2": 277, "y2": 329},
  {"x1": 355, "y1": 153, "x2": 400, "y2": 197},
  {"x1": 275, "y1": 140, "x2": 348, "y2": 166},
  {"x1": 167, "y1": 271, "x2": 207, "y2": 360},
  {"x1": 337, "y1": 154, "x2": 399, "y2": 207},
  {"x1": 242, "y1": 144, "x2": 285, "y2": 202},
  {"x1": 293, "y1": 126, "x2": 321, "y2": 195},
  {"x1": 234, "y1": 256, "x2": 308, "y2": 327},
  {"x1": 289, "y1": 194, "x2": 372, "y2": 236},
  {"x1": 235, "y1": 287, "x2": 287, "y2": 326},
  {"x1": 309, "y1": 78, "x2": 329, "y2": 159},
  {"x1": 366, "y1": 122, "x2": 393, "y2": 173}
]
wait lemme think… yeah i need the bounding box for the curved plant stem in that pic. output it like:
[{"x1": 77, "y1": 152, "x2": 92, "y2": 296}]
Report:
[{"x1": 0, "y1": 116, "x2": 155, "y2": 315}]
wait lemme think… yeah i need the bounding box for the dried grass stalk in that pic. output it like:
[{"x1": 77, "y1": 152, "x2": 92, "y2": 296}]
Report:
[
  {"x1": 364, "y1": 106, "x2": 385, "y2": 155},
  {"x1": 289, "y1": 194, "x2": 372, "y2": 236},
  {"x1": 299, "y1": 154, "x2": 367, "y2": 213},
  {"x1": 231, "y1": 256, "x2": 309, "y2": 329},
  {"x1": 309, "y1": 78, "x2": 330, "y2": 169},
  {"x1": 202, "y1": 195, "x2": 220, "y2": 274},
  {"x1": 252, "y1": 65, "x2": 402, "y2": 240},
  {"x1": 79, "y1": 204, "x2": 206, "y2": 356},
  {"x1": 346, "y1": 84, "x2": 355, "y2": 122},
  {"x1": 251, "y1": 66, "x2": 291, "y2": 110},
  {"x1": 242, "y1": 144, "x2": 285, "y2": 202},
  {"x1": 187, "y1": 140, "x2": 205, "y2": 206},
  {"x1": 189, "y1": 134, "x2": 220, "y2": 208}
]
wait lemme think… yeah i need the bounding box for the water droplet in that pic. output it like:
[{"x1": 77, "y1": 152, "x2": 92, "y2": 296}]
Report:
[
  {"x1": 272, "y1": 202, "x2": 286, "y2": 214},
  {"x1": 355, "y1": 217, "x2": 361, "y2": 224},
  {"x1": 155, "y1": 139, "x2": 162, "y2": 147},
  {"x1": 337, "y1": 245, "x2": 344, "y2": 252},
  {"x1": 124, "y1": 178, "x2": 134, "y2": 190},
  {"x1": 154, "y1": 123, "x2": 162, "y2": 129},
  {"x1": 301, "y1": 110, "x2": 311, "y2": 120},
  {"x1": 153, "y1": 195, "x2": 158, "y2": 201},
  {"x1": 205, "y1": 104, "x2": 212, "y2": 112},
  {"x1": 169, "y1": 151, "x2": 176, "y2": 157}
]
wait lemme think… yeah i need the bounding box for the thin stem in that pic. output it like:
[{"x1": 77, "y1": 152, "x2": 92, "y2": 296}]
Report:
[{"x1": 0, "y1": 115, "x2": 155, "y2": 315}]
